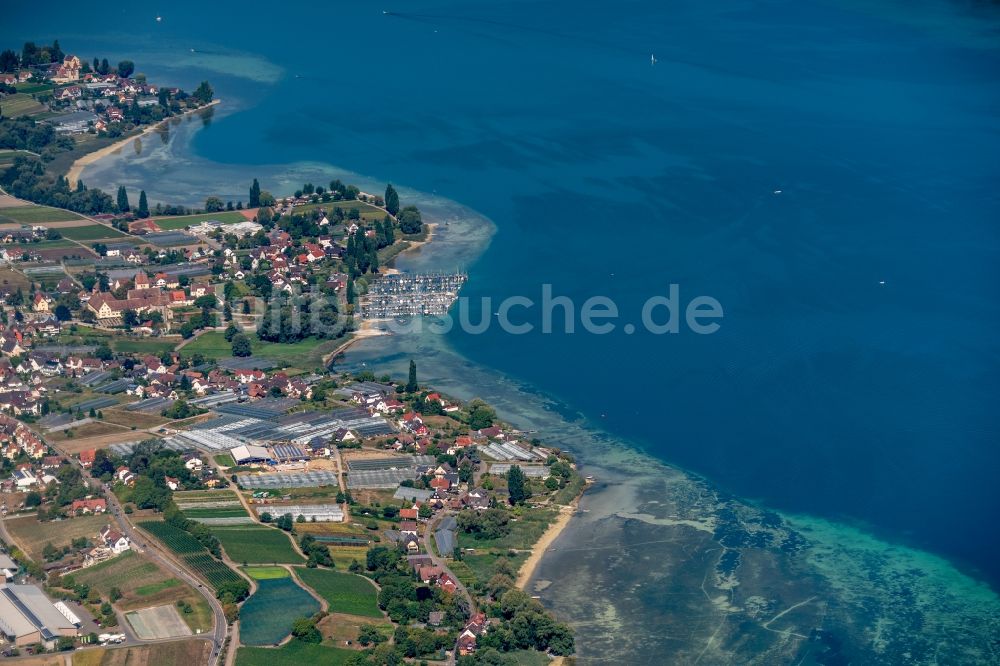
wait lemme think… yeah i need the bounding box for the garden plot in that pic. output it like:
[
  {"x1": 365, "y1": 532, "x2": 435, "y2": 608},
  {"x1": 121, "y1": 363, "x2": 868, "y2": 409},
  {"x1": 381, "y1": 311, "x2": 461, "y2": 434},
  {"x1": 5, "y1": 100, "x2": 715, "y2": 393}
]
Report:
[{"x1": 125, "y1": 604, "x2": 193, "y2": 639}]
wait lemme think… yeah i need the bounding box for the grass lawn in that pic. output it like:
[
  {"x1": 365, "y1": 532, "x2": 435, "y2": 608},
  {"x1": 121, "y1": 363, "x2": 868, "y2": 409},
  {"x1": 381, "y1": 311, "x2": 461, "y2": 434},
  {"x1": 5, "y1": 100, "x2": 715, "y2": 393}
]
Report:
[
  {"x1": 0, "y1": 205, "x2": 83, "y2": 223},
  {"x1": 457, "y1": 507, "x2": 557, "y2": 551},
  {"x1": 212, "y1": 526, "x2": 303, "y2": 565},
  {"x1": 14, "y1": 83, "x2": 53, "y2": 95},
  {"x1": 294, "y1": 199, "x2": 387, "y2": 223},
  {"x1": 6, "y1": 514, "x2": 106, "y2": 561},
  {"x1": 155, "y1": 211, "x2": 247, "y2": 229},
  {"x1": 180, "y1": 330, "x2": 334, "y2": 368},
  {"x1": 294, "y1": 568, "x2": 382, "y2": 618},
  {"x1": 182, "y1": 506, "x2": 249, "y2": 519},
  {"x1": 244, "y1": 566, "x2": 290, "y2": 580},
  {"x1": 238, "y1": 577, "x2": 321, "y2": 646},
  {"x1": 0, "y1": 93, "x2": 45, "y2": 117},
  {"x1": 214, "y1": 454, "x2": 235, "y2": 467},
  {"x1": 99, "y1": 409, "x2": 168, "y2": 429},
  {"x1": 236, "y1": 641, "x2": 356, "y2": 666},
  {"x1": 58, "y1": 223, "x2": 128, "y2": 240}
]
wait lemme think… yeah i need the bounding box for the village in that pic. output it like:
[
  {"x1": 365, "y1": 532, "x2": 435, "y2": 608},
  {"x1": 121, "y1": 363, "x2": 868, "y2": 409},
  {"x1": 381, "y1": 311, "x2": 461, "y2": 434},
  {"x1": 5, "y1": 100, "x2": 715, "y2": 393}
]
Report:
[{"x1": 0, "y1": 112, "x2": 576, "y2": 666}]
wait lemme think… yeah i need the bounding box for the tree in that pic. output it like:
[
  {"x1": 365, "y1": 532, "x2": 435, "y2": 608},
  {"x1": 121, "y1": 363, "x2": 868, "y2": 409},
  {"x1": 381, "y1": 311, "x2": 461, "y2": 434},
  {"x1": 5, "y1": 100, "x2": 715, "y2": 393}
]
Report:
[
  {"x1": 385, "y1": 183, "x2": 400, "y2": 216},
  {"x1": 0, "y1": 49, "x2": 17, "y2": 73},
  {"x1": 137, "y1": 190, "x2": 149, "y2": 218},
  {"x1": 204, "y1": 196, "x2": 224, "y2": 212},
  {"x1": 53, "y1": 304, "x2": 71, "y2": 321},
  {"x1": 291, "y1": 617, "x2": 322, "y2": 643},
  {"x1": 117, "y1": 60, "x2": 135, "y2": 78},
  {"x1": 398, "y1": 205, "x2": 423, "y2": 234},
  {"x1": 506, "y1": 466, "x2": 530, "y2": 505},
  {"x1": 116, "y1": 185, "x2": 129, "y2": 212},
  {"x1": 231, "y1": 334, "x2": 252, "y2": 357},
  {"x1": 193, "y1": 81, "x2": 214, "y2": 104},
  {"x1": 358, "y1": 625, "x2": 384, "y2": 646},
  {"x1": 406, "y1": 359, "x2": 418, "y2": 393},
  {"x1": 468, "y1": 399, "x2": 496, "y2": 430},
  {"x1": 249, "y1": 178, "x2": 261, "y2": 208}
]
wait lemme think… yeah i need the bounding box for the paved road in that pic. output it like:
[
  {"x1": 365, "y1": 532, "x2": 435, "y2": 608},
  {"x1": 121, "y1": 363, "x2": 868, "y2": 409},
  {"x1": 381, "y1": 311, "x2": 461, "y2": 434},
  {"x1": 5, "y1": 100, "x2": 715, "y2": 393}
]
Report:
[{"x1": 422, "y1": 512, "x2": 476, "y2": 665}]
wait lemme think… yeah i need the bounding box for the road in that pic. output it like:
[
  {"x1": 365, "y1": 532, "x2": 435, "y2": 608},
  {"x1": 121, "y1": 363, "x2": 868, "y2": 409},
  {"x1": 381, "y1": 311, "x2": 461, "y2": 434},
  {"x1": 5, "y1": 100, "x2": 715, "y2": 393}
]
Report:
[{"x1": 422, "y1": 512, "x2": 477, "y2": 665}]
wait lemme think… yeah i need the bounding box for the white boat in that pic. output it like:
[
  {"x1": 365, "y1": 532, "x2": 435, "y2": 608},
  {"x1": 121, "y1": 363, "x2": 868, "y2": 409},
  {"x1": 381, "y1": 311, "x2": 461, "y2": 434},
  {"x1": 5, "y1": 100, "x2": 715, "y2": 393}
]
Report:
[{"x1": 650, "y1": 54, "x2": 657, "y2": 65}]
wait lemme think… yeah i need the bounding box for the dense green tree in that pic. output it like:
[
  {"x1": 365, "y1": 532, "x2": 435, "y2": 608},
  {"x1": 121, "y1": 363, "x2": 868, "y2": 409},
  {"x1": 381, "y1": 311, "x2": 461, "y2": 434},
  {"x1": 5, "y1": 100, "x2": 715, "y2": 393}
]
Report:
[
  {"x1": 398, "y1": 205, "x2": 423, "y2": 234},
  {"x1": 468, "y1": 399, "x2": 496, "y2": 430},
  {"x1": 117, "y1": 60, "x2": 134, "y2": 78},
  {"x1": 231, "y1": 334, "x2": 252, "y2": 357},
  {"x1": 192, "y1": 81, "x2": 214, "y2": 104},
  {"x1": 384, "y1": 183, "x2": 399, "y2": 216},
  {"x1": 506, "y1": 466, "x2": 530, "y2": 505},
  {"x1": 249, "y1": 178, "x2": 261, "y2": 207},
  {"x1": 204, "y1": 196, "x2": 224, "y2": 212},
  {"x1": 406, "y1": 359, "x2": 418, "y2": 393},
  {"x1": 116, "y1": 185, "x2": 129, "y2": 212},
  {"x1": 137, "y1": 190, "x2": 149, "y2": 218},
  {"x1": 0, "y1": 50, "x2": 18, "y2": 72}
]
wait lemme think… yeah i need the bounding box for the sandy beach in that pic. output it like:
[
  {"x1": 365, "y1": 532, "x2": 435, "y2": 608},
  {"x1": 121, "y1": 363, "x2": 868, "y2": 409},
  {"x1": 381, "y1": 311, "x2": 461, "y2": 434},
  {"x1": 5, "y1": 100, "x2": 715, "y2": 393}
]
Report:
[
  {"x1": 66, "y1": 99, "x2": 221, "y2": 188},
  {"x1": 516, "y1": 497, "x2": 582, "y2": 591}
]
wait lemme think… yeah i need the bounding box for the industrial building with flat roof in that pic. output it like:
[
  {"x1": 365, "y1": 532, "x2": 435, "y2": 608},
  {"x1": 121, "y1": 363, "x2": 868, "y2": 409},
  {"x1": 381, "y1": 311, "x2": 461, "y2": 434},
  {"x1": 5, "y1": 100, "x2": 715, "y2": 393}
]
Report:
[{"x1": 0, "y1": 584, "x2": 78, "y2": 647}]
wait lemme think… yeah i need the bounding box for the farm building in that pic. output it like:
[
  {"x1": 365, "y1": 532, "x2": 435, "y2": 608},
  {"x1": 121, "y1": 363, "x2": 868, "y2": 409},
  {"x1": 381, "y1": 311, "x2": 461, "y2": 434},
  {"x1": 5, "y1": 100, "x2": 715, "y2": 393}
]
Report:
[{"x1": 0, "y1": 584, "x2": 78, "y2": 647}]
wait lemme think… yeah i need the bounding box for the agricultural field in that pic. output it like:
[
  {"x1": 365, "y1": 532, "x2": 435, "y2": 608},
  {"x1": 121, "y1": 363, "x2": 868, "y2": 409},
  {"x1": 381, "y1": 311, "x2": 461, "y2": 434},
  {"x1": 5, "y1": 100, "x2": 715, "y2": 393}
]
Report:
[
  {"x1": 0, "y1": 93, "x2": 46, "y2": 117},
  {"x1": 318, "y1": 613, "x2": 394, "y2": 649},
  {"x1": 213, "y1": 453, "x2": 236, "y2": 467},
  {"x1": 70, "y1": 551, "x2": 212, "y2": 633},
  {"x1": 236, "y1": 642, "x2": 355, "y2": 666},
  {"x1": 0, "y1": 205, "x2": 83, "y2": 223},
  {"x1": 295, "y1": 568, "x2": 382, "y2": 618},
  {"x1": 238, "y1": 577, "x2": 321, "y2": 646},
  {"x1": 13, "y1": 83, "x2": 53, "y2": 95},
  {"x1": 211, "y1": 526, "x2": 303, "y2": 564},
  {"x1": 154, "y1": 211, "x2": 248, "y2": 229},
  {"x1": 58, "y1": 223, "x2": 128, "y2": 240},
  {"x1": 183, "y1": 553, "x2": 245, "y2": 589},
  {"x1": 5, "y1": 513, "x2": 106, "y2": 561},
  {"x1": 75, "y1": 639, "x2": 211, "y2": 666},
  {"x1": 138, "y1": 520, "x2": 205, "y2": 553}
]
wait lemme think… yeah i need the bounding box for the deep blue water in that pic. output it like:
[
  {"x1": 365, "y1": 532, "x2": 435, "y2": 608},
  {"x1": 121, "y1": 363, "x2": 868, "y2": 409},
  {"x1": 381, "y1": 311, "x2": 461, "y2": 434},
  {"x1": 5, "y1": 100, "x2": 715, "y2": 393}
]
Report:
[{"x1": 5, "y1": 0, "x2": 1000, "y2": 588}]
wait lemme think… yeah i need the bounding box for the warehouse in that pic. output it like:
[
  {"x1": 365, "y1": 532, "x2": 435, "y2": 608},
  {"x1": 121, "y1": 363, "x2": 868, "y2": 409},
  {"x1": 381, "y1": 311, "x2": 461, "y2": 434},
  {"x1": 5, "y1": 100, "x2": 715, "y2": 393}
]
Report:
[
  {"x1": 230, "y1": 444, "x2": 272, "y2": 465},
  {"x1": 0, "y1": 584, "x2": 78, "y2": 647}
]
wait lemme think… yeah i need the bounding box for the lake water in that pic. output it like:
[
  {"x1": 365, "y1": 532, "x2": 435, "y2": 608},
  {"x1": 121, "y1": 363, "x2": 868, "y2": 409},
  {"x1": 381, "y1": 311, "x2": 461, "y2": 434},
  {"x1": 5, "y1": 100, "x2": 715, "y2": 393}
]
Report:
[{"x1": 5, "y1": 0, "x2": 1000, "y2": 660}]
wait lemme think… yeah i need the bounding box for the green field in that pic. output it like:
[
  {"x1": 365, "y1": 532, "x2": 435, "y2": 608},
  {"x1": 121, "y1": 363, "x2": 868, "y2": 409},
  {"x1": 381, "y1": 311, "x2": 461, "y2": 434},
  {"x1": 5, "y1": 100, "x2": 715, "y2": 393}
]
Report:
[
  {"x1": 0, "y1": 205, "x2": 83, "y2": 223},
  {"x1": 294, "y1": 199, "x2": 387, "y2": 223},
  {"x1": 244, "y1": 566, "x2": 289, "y2": 580},
  {"x1": 238, "y1": 577, "x2": 321, "y2": 646},
  {"x1": 58, "y1": 224, "x2": 128, "y2": 240},
  {"x1": 236, "y1": 641, "x2": 355, "y2": 665},
  {"x1": 0, "y1": 93, "x2": 45, "y2": 117},
  {"x1": 13, "y1": 83, "x2": 53, "y2": 95},
  {"x1": 456, "y1": 507, "x2": 557, "y2": 551},
  {"x1": 212, "y1": 526, "x2": 303, "y2": 564},
  {"x1": 295, "y1": 568, "x2": 382, "y2": 618},
  {"x1": 110, "y1": 337, "x2": 179, "y2": 355},
  {"x1": 180, "y1": 330, "x2": 334, "y2": 367},
  {"x1": 134, "y1": 578, "x2": 182, "y2": 596},
  {"x1": 71, "y1": 551, "x2": 160, "y2": 594},
  {"x1": 213, "y1": 454, "x2": 236, "y2": 467},
  {"x1": 154, "y1": 211, "x2": 247, "y2": 230}
]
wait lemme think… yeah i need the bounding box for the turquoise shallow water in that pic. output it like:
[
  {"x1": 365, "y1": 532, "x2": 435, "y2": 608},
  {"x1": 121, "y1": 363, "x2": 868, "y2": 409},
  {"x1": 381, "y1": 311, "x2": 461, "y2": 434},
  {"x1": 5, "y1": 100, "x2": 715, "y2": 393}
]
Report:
[{"x1": 5, "y1": 0, "x2": 1000, "y2": 659}]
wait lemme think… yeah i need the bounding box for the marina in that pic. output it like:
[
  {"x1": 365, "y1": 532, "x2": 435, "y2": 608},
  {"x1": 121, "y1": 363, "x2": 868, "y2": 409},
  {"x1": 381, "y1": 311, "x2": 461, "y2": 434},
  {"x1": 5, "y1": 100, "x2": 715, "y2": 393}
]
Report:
[{"x1": 359, "y1": 272, "x2": 467, "y2": 319}]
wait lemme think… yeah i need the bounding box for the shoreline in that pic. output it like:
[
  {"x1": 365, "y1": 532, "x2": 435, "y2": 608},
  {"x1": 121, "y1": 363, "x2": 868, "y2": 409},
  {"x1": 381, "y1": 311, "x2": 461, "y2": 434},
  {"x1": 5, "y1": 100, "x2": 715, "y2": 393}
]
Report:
[
  {"x1": 516, "y1": 495, "x2": 583, "y2": 592},
  {"x1": 65, "y1": 99, "x2": 221, "y2": 188}
]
